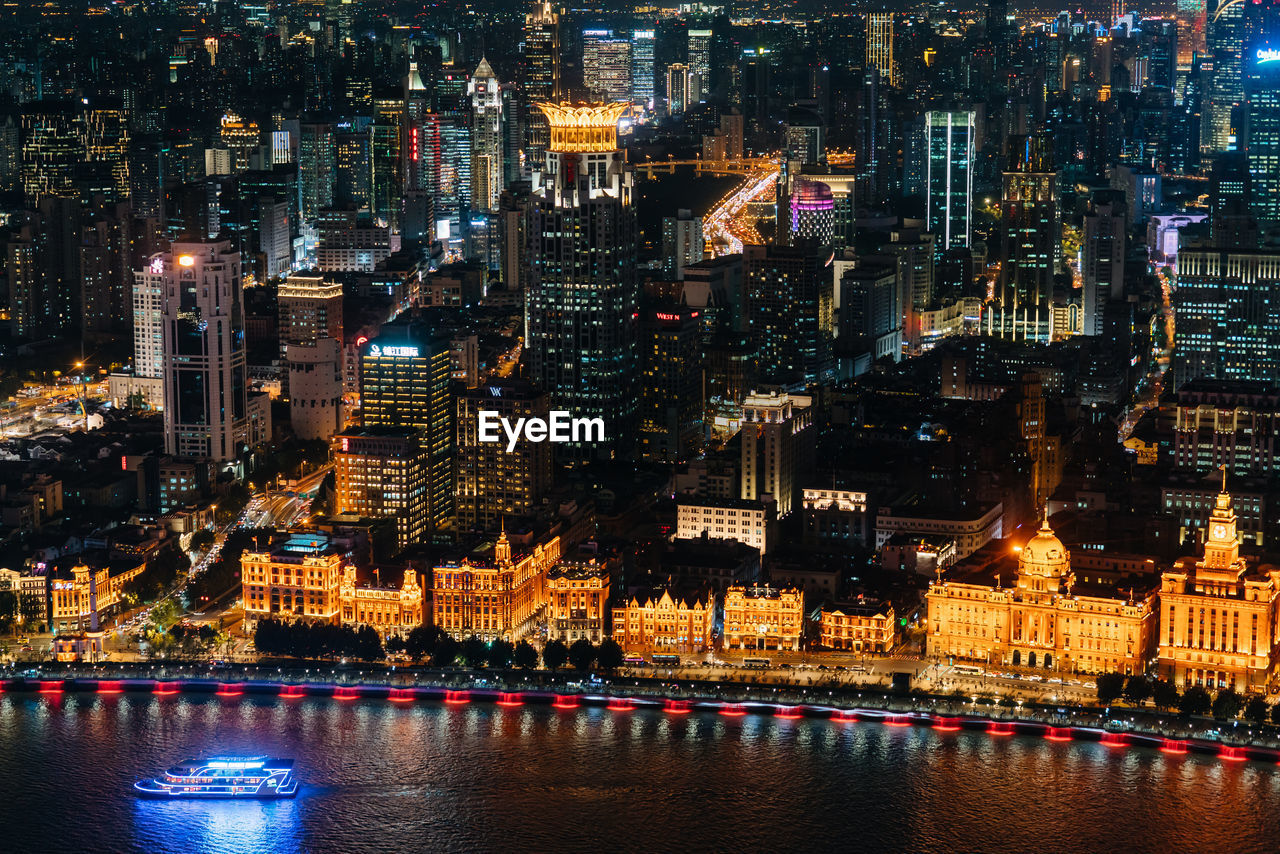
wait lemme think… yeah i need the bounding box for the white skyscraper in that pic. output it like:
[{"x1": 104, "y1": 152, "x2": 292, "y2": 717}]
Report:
[
  {"x1": 133, "y1": 256, "x2": 165, "y2": 382},
  {"x1": 469, "y1": 58, "x2": 504, "y2": 213},
  {"x1": 160, "y1": 240, "x2": 251, "y2": 461}
]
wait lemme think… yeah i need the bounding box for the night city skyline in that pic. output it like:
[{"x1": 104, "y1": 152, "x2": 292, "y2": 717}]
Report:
[{"x1": 2, "y1": 1, "x2": 1280, "y2": 851}]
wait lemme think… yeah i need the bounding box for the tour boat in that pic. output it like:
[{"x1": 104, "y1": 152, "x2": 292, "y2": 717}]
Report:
[{"x1": 134, "y1": 756, "x2": 298, "y2": 799}]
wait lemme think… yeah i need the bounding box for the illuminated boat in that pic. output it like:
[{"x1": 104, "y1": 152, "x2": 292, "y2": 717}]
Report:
[{"x1": 134, "y1": 756, "x2": 298, "y2": 799}]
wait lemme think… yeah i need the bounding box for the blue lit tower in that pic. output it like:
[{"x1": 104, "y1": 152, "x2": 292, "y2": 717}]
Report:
[
  {"x1": 525, "y1": 103, "x2": 637, "y2": 463},
  {"x1": 1245, "y1": 15, "x2": 1280, "y2": 229},
  {"x1": 924, "y1": 110, "x2": 975, "y2": 255}
]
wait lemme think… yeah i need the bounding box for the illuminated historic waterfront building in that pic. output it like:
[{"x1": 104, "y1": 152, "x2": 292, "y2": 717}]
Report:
[
  {"x1": 339, "y1": 565, "x2": 423, "y2": 638},
  {"x1": 47, "y1": 562, "x2": 143, "y2": 633},
  {"x1": 431, "y1": 530, "x2": 562, "y2": 641},
  {"x1": 241, "y1": 533, "x2": 346, "y2": 628},
  {"x1": 723, "y1": 584, "x2": 804, "y2": 651},
  {"x1": 926, "y1": 517, "x2": 1159, "y2": 674},
  {"x1": 241, "y1": 533, "x2": 423, "y2": 637},
  {"x1": 820, "y1": 599, "x2": 897, "y2": 653},
  {"x1": 1158, "y1": 482, "x2": 1280, "y2": 691},
  {"x1": 546, "y1": 560, "x2": 610, "y2": 643},
  {"x1": 612, "y1": 587, "x2": 715, "y2": 653}
]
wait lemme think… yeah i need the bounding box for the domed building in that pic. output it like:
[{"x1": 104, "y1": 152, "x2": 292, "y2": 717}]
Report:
[{"x1": 926, "y1": 514, "x2": 1159, "y2": 675}]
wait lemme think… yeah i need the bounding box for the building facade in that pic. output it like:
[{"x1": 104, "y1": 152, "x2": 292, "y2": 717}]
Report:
[
  {"x1": 455, "y1": 380, "x2": 553, "y2": 532},
  {"x1": 431, "y1": 530, "x2": 562, "y2": 641},
  {"x1": 546, "y1": 560, "x2": 610, "y2": 643},
  {"x1": 722, "y1": 584, "x2": 804, "y2": 651},
  {"x1": 612, "y1": 587, "x2": 715, "y2": 653},
  {"x1": 926, "y1": 518, "x2": 1159, "y2": 674},
  {"x1": 1158, "y1": 484, "x2": 1280, "y2": 692},
  {"x1": 820, "y1": 599, "x2": 897, "y2": 653},
  {"x1": 332, "y1": 429, "x2": 428, "y2": 548},
  {"x1": 339, "y1": 565, "x2": 423, "y2": 638}
]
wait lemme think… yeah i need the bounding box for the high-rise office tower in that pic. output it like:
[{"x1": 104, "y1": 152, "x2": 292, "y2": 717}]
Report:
[
  {"x1": 867, "y1": 13, "x2": 897, "y2": 87},
  {"x1": 6, "y1": 197, "x2": 81, "y2": 340},
  {"x1": 744, "y1": 243, "x2": 835, "y2": 386},
  {"x1": 278, "y1": 273, "x2": 344, "y2": 399},
  {"x1": 1246, "y1": 38, "x2": 1280, "y2": 228},
  {"x1": 332, "y1": 429, "x2": 429, "y2": 548},
  {"x1": 1210, "y1": 150, "x2": 1258, "y2": 246},
  {"x1": 370, "y1": 96, "x2": 405, "y2": 229},
  {"x1": 79, "y1": 200, "x2": 134, "y2": 340},
  {"x1": 998, "y1": 134, "x2": 1059, "y2": 342},
  {"x1": 631, "y1": 29, "x2": 656, "y2": 108},
  {"x1": 360, "y1": 321, "x2": 454, "y2": 534},
  {"x1": 525, "y1": 102, "x2": 638, "y2": 462},
  {"x1": 298, "y1": 122, "x2": 335, "y2": 225},
  {"x1": 469, "y1": 58, "x2": 505, "y2": 213},
  {"x1": 638, "y1": 306, "x2": 703, "y2": 464},
  {"x1": 836, "y1": 258, "x2": 902, "y2": 376},
  {"x1": 1178, "y1": 0, "x2": 1209, "y2": 74},
  {"x1": 19, "y1": 100, "x2": 81, "y2": 203},
  {"x1": 523, "y1": 1, "x2": 562, "y2": 165},
  {"x1": 133, "y1": 254, "x2": 166, "y2": 386},
  {"x1": 160, "y1": 240, "x2": 251, "y2": 462},
  {"x1": 687, "y1": 29, "x2": 713, "y2": 101},
  {"x1": 82, "y1": 98, "x2": 130, "y2": 203},
  {"x1": 662, "y1": 209, "x2": 704, "y2": 279},
  {"x1": 666, "y1": 63, "x2": 693, "y2": 115},
  {"x1": 1174, "y1": 245, "x2": 1280, "y2": 386},
  {"x1": 1206, "y1": 0, "x2": 1245, "y2": 156},
  {"x1": 334, "y1": 125, "x2": 372, "y2": 210},
  {"x1": 924, "y1": 111, "x2": 976, "y2": 254},
  {"x1": 456, "y1": 379, "x2": 553, "y2": 532},
  {"x1": 1081, "y1": 191, "x2": 1127, "y2": 338},
  {"x1": 740, "y1": 391, "x2": 814, "y2": 518},
  {"x1": 583, "y1": 30, "x2": 632, "y2": 102},
  {"x1": 784, "y1": 106, "x2": 825, "y2": 166}
]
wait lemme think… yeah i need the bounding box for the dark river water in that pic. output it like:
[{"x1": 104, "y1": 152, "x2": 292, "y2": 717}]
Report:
[{"x1": 2, "y1": 692, "x2": 1279, "y2": 853}]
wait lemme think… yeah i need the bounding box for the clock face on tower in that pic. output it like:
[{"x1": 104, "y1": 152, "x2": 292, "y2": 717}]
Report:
[{"x1": 1213, "y1": 524, "x2": 1227, "y2": 540}]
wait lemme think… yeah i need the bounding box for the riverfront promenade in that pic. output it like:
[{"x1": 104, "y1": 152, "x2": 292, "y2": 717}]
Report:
[{"x1": 6, "y1": 661, "x2": 1280, "y2": 763}]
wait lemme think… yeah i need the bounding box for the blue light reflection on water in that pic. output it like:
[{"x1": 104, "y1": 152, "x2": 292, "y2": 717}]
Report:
[{"x1": 3, "y1": 692, "x2": 1280, "y2": 853}]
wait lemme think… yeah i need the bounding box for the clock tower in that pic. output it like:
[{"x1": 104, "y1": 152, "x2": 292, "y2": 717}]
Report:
[{"x1": 1200, "y1": 470, "x2": 1242, "y2": 574}]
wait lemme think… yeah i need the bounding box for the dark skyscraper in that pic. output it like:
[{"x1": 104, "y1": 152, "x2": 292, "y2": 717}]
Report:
[{"x1": 524, "y1": 102, "x2": 638, "y2": 462}]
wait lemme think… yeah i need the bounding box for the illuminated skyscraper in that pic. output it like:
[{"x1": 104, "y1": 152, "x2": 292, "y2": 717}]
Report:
[
  {"x1": 666, "y1": 63, "x2": 693, "y2": 115},
  {"x1": 19, "y1": 100, "x2": 80, "y2": 203},
  {"x1": 1246, "y1": 38, "x2": 1280, "y2": 227},
  {"x1": 525, "y1": 103, "x2": 638, "y2": 462},
  {"x1": 1081, "y1": 191, "x2": 1127, "y2": 338},
  {"x1": 456, "y1": 380, "x2": 553, "y2": 532},
  {"x1": 298, "y1": 122, "x2": 335, "y2": 224},
  {"x1": 469, "y1": 58, "x2": 505, "y2": 213},
  {"x1": 997, "y1": 134, "x2": 1059, "y2": 342},
  {"x1": 582, "y1": 30, "x2": 630, "y2": 103},
  {"x1": 866, "y1": 12, "x2": 897, "y2": 87},
  {"x1": 631, "y1": 29, "x2": 656, "y2": 108},
  {"x1": 1206, "y1": 0, "x2": 1245, "y2": 156},
  {"x1": 924, "y1": 111, "x2": 975, "y2": 253},
  {"x1": 789, "y1": 180, "x2": 835, "y2": 246},
  {"x1": 687, "y1": 29, "x2": 713, "y2": 101},
  {"x1": 360, "y1": 321, "x2": 454, "y2": 534},
  {"x1": 523, "y1": 2, "x2": 562, "y2": 164},
  {"x1": 160, "y1": 240, "x2": 251, "y2": 462}
]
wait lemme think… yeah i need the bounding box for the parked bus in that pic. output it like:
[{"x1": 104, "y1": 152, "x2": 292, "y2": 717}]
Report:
[
  {"x1": 742, "y1": 657, "x2": 771, "y2": 668},
  {"x1": 952, "y1": 664, "x2": 983, "y2": 676},
  {"x1": 651, "y1": 654, "x2": 680, "y2": 666},
  {"x1": 622, "y1": 655, "x2": 646, "y2": 667}
]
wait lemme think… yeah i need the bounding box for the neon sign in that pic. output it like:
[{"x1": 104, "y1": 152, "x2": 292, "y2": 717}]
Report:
[
  {"x1": 368, "y1": 344, "x2": 421, "y2": 358},
  {"x1": 1259, "y1": 48, "x2": 1280, "y2": 64}
]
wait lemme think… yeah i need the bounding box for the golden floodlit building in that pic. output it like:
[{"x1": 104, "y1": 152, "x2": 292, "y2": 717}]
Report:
[
  {"x1": 431, "y1": 529, "x2": 562, "y2": 642},
  {"x1": 820, "y1": 598, "x2": 898, "y2": 653},
  {"x1": 926, "y1": 517, "x2": 1159, "y2": 674},
  {"x1": 1158, "y1": 484, "x2": 1280, "y2": 692},
  {"x1": 612, "y1": 586, "x2": 716, "y2": 653},
  {"x1": 340, "y1": 566, "x2": 423, "y2": 638},
  {"x1": 723, "y1": 584, "x2": 804, "y2": 651},
  {"x1": 242, "y1": 532, "x2": 424, "y2": 637},
  {"x1": 546, "y1": 560, "x2": 610, "y2": 643}
]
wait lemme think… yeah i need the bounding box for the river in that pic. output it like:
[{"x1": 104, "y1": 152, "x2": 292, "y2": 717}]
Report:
[{"x1": 2, "y1": 692, "x2": 1278, "y2": 853}]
